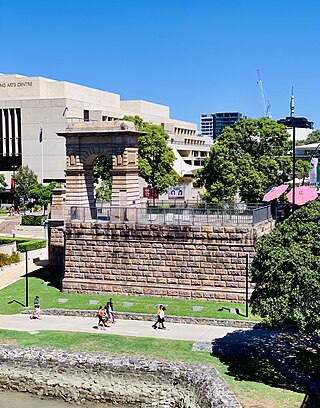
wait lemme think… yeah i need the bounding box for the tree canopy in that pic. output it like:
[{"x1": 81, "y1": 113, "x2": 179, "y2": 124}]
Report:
[
  {"x1": 14, "y1": 165, "x2": 38, "y2": 202},
  {"x1": 123, "y1": 116, "x2": 179, "y2": 194},
  {"x1": 296, "y1": 130, "x2": 320, "y2": 146},
  {"x1": 250, "y1": 199, "x2": 320, "y2": 333},
  {"x1": 0, "y1": 174, "x2": 7, "y2": 193},
  {"x1": 29, "y1": 182, "x2": 56, "y2": 214},
  {"x1": 197, "y1": 118, "x2": 291, "y2": 203}
]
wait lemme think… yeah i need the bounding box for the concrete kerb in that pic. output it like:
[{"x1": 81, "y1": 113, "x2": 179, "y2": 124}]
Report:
[{"x1": 21, "y1": 309, "x2": 260, "y2": 329}]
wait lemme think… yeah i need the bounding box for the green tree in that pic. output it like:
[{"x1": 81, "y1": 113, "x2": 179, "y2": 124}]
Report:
[
  {"x1": 29, "y1": 182, "x2": 56, "y2": 214},
  {"x1": 123, "y1": 116, "x2": 179, "y2": 194},
  {"x1": 295, "y1": 159, "x2": 311, "y2": 179},
  {"x1": 93, "y1": 156, "x2": 112, "y2": 202},
  {"x1": 250, "y1": 199, "x2": 320, "y2": 333},
  {"x1": 197, "y1": 127, "x2": 239, "y2": 203},
  {"x1": 296, "y1": 130, "x2": 320, "y2": 146},
  {"x1": 197, "y1": 118, "x2": 290, "y2": 203},
  {"x1": 0, "y1": 174, "x2": 7, "y2": 193},
  {"x1": 14, "y1": 165, "x2": 38, "y2": 203}
]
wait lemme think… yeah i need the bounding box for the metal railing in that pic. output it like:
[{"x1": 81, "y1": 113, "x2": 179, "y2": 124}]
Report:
[
  {"x1": 253, "y1": 205, "x2": 272, "y2": 224},
  {"x1": 70, "y1": 203, "x2": 272, "y2": 226}
]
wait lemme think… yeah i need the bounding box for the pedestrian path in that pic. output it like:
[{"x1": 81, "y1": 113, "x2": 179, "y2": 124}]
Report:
[
  {"x1": 0, "y1": 247, "x2": 48, "y2": 290},
  {"x1": 0, "y1": 314, "x2": 249, "y2": 342}
]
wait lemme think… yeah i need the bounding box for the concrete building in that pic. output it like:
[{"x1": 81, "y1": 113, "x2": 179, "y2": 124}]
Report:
[
  {"x1": 278, "y1": 116, "x2": 314, "y2": 142},
  {"x1": 0, "y1": 74, "x2": 210, "y2": 199},
  {"x1": 200, "y1": 112, "x2": 245, "y2": 139},
  {"x1": 296, "y1": 143, "x2": 320, "y2": 160}
]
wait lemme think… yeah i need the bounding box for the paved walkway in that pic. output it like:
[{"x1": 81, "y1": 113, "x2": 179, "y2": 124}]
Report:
[
  {"x1": 0, "y1": 247, "x2": 48, "y2": 290},
  {"x1": 0, "y1": 313, "x2": 249, "y2": 342}
]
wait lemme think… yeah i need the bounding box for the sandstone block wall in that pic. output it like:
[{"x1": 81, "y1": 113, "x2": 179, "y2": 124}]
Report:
[
  {"x1": 60, "y1": 221, "x2": 269, "y2": 301},
  {"x1": 48, "y1": 220, "x2": 65, "y2": 275}
]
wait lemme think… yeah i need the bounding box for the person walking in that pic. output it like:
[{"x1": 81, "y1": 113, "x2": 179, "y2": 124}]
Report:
[
  {"x1": 108, "y1": 298, "x2": 116, "y2": 323},
  {"x1": 159, "y1": 306, "x2": 166, "y2": 329},
  {"x1": 30, "y1": 296, "x2": 41, "y2": 319},
  {"x1": 97, "y1": 305, "x2": 109, "y2": 329},
  {"x1": 152, "y1": 305, "x2": 163, "y2": 329}
]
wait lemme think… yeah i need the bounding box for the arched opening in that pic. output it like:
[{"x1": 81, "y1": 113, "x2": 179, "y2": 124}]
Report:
[{"x1": 57, "y1": 121, "x2": 144, "y2": 219}]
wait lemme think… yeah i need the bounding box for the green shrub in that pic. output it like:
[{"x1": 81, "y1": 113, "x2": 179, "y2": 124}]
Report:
[
  {"x1": 21, "y1": 215, "x2": 46, "y2": 226},
  {"x1": 0, "y1": 252, "x2": 20, "y2": 267},
  {"x1": 17, "y1": 239, "x2": 46, "y2": 252},
  {"x1": 0, "y1": 238, "x2": 16, "y2": 245},
  {"x1": 0, "y1": 238, "x2": 46, "y2": 253}
]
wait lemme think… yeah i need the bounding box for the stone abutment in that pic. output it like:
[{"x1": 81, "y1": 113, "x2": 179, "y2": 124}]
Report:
[{"x1": 49, "y1": 220, "x2": 274, "y2": 301}]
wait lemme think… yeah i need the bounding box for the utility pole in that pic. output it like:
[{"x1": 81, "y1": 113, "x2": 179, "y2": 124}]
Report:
[{"x1": 291, "y1": 88, "x2": 296, "y2": 212}]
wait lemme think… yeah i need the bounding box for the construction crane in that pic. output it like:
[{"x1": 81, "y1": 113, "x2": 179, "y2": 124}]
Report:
[{"x1": 257, "y1": 69, "x2": 271, "y2": 118}]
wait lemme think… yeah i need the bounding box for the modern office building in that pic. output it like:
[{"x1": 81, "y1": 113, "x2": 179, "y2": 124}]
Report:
[
  {"x1": 200, "y1": 112, "x2": 245, "y2": 139},
  {"x1": 0, "y1": 74, "x2": 210, "y2": 198}
]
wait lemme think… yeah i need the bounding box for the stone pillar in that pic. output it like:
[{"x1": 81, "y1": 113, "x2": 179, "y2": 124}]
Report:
[
  {"x1": 49, "y1": 188, "x2": 66, "y2": 220},
  {"x1": 111, "y1": 148, "x2": 140, "y2": 206},
  {"x1": 65, "y1": 164, "x2": 96, "y2": 220}
]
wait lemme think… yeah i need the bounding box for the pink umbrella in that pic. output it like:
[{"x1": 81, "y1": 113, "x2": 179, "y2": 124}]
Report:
[
  {"x1": 287, "y1": 186, "x2": 318, "y2": 206},
  {"x1": 263, "y1": 185, "x2": 288, "y2": 202}
]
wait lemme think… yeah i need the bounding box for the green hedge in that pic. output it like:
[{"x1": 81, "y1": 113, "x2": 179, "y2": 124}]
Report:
[
  {"x1": 0, "y1": 238, "x2": 46, "y2": 252},
  {"x1": 16, "y1": 239, "x2": 46, "y2": 252},
  {"x1": 21, "y1": 215, "x2": 47, "y2": 226},
  {"x1": 0, "y1": 238, "x2": 16, "y2": 245}
]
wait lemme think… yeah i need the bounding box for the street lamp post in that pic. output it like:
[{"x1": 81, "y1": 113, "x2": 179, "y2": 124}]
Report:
[
  {"x1": 292, "y1": 122, "x2": 296, "y2": 212},
  {"x1": 25, "y1": 250, "x2": 29, "y2": 308},
  {"x1": 151, "y1": 149, "x2": 157, "y2": 207},
  {"x1": 290, "y1": 89, "x2": 296, "y2": 213},
  {"x1": 11, "y1": 165, "x2": 17, "y2": 206}
]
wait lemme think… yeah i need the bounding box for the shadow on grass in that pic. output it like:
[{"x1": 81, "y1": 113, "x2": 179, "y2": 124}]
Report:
[
  {"x1": 211, "y1": 329, "x2": 320, "y2": 399},
  {"x1": 216, "y1": 354, "x2": 291, "y2": 389},
  {"x1": 22, "y1": 267, "x2": 63, "y2": 291},
  {"x1": 7, "y1": 299, "x2": 25, "y2": 307},
  {"x1": 218, "y1": 306, "x2": 246, "y2": 317}
]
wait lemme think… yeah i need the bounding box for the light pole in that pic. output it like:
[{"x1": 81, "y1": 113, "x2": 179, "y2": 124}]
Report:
[
  {"x1": 292, "y1": 122, "x2": 296, "y2": 212},
  {"x1": 151, "y1": 149, "x2": 157, "y2": 207},
  {"x1": 11, "y1": 165, "x2": 17, "y2": 206},
  {"x1": 25, "y1": 250, "x2": 29, "y2": 308}
]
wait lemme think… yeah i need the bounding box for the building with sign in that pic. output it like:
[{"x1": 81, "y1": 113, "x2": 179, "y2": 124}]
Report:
[{"x1": 0, "y1": 74, "x2": 210, "y2": 200}]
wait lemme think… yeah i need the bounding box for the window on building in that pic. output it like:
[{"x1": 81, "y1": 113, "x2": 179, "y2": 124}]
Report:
[
  {"x1": 0, "y1": 108, "x2": 22, "y2": 171},
  {"x1": 84, "y1": 110, "x2": 90, "y2": 122}
]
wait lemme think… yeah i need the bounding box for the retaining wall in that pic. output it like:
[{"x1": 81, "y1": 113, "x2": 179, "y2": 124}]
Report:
[
  {"x1": 0, "y1": 346, "x2": 241, "y2": 407},
  {"x1": 58, "y1": 221, "x2": 273, "y2": 301}
]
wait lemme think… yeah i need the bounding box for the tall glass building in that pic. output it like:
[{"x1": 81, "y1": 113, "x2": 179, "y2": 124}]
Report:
[{"x1": 200, "y1": 112, "x2": 245, "y2": 139}]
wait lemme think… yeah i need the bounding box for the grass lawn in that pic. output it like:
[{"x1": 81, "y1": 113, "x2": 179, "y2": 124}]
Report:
[
  {"x1": 0, "y1": 267, "x2": 260, "y2": 321},
  {"x1": 0, "y1": 330, "x2": 304, "y2": 408}
]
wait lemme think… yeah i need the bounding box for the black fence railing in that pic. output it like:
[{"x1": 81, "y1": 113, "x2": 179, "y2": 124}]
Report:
[
  {"x1": 70, "y1": 203, "x2": 273, "y2": 226},
  {"x1": 252, "y1": 205, "x2": 272, "y2": 224}
]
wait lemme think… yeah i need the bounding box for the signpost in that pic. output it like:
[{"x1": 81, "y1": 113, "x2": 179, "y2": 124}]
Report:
[{"x1": 143, "y1": 187, "x2": 158, "y2": 199}]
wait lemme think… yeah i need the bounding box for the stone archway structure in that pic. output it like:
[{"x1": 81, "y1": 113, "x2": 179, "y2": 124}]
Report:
[{"x1": 57, "y1": 120, "x2": 145, "y2": 217}]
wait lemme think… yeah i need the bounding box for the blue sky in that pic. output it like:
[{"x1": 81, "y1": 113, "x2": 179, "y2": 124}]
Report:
[{"x1": 1, "y1": 0, "x2": 320, "y2": 128}]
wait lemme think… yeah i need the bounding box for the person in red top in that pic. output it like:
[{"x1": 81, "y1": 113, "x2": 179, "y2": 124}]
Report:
[
  {"x1": 97, "y1": 305, "x2": 109, "y2": 329},
  {"x1": 152, "y1": 305, "x2": 163, "y2": 329}
]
